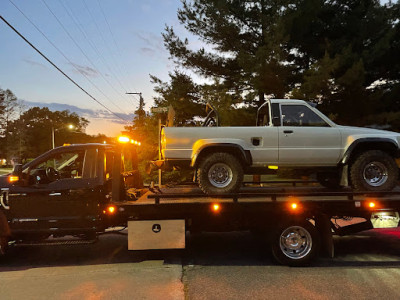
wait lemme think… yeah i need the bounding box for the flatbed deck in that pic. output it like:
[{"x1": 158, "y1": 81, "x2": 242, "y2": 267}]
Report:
[
  {"x1": 114, "y1": 186, "x2": 400, "y2": 222},
  {"x1": 126, "y1": 186, "x2": 400, "y2": 204}
]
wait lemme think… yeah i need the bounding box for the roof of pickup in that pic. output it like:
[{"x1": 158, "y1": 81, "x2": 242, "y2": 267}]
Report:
[{"x1": 269, "y1": 99, "x2": 307, "y2": 104}]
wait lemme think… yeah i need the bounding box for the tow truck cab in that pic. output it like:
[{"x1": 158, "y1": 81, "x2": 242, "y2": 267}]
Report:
[{"x1": 0, "y1": 143, "x2": 141, "y2": 243}]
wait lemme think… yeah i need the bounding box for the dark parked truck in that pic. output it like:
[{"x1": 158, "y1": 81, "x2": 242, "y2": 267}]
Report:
[{"x1": 2, "y1": 141, "x2": 400, "y2": 266}]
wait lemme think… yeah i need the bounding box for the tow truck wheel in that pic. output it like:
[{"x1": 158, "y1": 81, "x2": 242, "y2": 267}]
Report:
[
  {"x1": 197, "y1": 152, "x2": 243, "y2": 195},
  {"x1": 0, "y1": 236, "x2": 8, "y2": 256},
  {"x1": 350, "y1": 150, "x2": 398, "y2": 191},
  {"x1": 271, "y1": 220, "x2": 320, "y2": 266}
]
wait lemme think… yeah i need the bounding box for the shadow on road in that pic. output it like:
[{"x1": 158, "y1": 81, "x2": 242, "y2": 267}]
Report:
[{"x1": 2, "y1": 228, "x2": 400, "y2": 271}]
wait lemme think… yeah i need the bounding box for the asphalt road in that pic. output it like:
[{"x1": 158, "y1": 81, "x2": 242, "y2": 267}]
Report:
[{"x1": 2, "y1": 229, "x2": 400, "y2": 299}]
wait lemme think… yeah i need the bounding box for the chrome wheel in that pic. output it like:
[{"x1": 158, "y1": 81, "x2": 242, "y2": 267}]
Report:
[
  {"x1": 208, "y1": 163, "x2": 233, "y2": 188},
  {"x1": 279, "y1": 226, "x2": 312, "y2": 260},
  {"x1": 363, "y1": 161, "x2": 388, "y2": 187}
]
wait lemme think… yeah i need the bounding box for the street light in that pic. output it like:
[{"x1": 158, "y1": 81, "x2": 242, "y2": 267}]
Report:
[{"x1": 52, "y1": 124, "x2": 76, "y2": 149}]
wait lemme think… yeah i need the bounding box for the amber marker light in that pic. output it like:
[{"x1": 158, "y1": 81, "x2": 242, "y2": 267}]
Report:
[
  {"x1": 212, "y1": 203, "x2": 221, "y2": 213},
  {"x1": 8, "y1": 175, "x2": 19, "y2": 183},
  {"x1": 107, "y1": 206, "x2": 116, "y2": 214},
  {"x1": 268, "y1": 165, "x2": 279, "y2": 170},
  {"x1": 287, "y1": 198, "x2": 302, "y2": 213},
  {"x1": 368, "y1": 201, "x2": 376, "y2": 208}
]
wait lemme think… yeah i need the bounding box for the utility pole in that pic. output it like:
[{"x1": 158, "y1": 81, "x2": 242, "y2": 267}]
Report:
[{"x1": 126, "y1": 92, "x2": 144, "y2": 110}]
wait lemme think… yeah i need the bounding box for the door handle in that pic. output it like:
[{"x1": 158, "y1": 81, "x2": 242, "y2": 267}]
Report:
[
  {"x1": 283, "y1": 130, "x2": 293, "y2": 134},
  {"x1": 49, "y1": 192, "x2": 61, "y2": 196}
]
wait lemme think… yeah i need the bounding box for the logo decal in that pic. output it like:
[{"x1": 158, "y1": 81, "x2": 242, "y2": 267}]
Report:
[{"x1": 152, "y1": 224, "x2": 161, "y2": 233}]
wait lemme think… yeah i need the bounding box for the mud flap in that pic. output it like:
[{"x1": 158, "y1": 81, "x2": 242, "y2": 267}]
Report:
[
  {"x1": 315, "y1": 214, "x2": 334, "y2": 258},
  {"x1": 340, "y1": 165, "x2": 349, "y2": 187},
  {"x1": 0, "y1": 211, "x2": 10, "y2": 237}
]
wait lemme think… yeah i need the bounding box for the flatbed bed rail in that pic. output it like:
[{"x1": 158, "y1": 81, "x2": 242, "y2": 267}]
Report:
[{"x1": 147, "y1": 190, "x2": 400, "y2": 204}]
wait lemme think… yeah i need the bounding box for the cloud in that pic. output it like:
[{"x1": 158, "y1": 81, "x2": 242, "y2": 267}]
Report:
[
  {"x1": 20, "y1": 100, "x2": 135, "y2": 125},
  {"x1": 69, "y1": 63, "x2": 99, "y2": 78},
  {"x1": 140, "y1": 47, "x2": 156, "y2": 55},
  {"x1": 135, "y1": 32, "x2": 164, "y2": 51},
  {"x1": 22, "y1": 58, "x2": 47, "y2": 69}
]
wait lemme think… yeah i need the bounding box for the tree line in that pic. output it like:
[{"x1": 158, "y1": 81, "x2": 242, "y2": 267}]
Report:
[
  {"x1": 0, "y1": 87, "x2": 108, "y2": 163},
  {"x1": 145, "y1": 0, "x2": 400, "y2": 127}
]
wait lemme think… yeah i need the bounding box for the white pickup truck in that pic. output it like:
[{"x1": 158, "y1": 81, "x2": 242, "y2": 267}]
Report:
[{"x1": 157, "y1": 99, "x2": 400, "y2": 194}]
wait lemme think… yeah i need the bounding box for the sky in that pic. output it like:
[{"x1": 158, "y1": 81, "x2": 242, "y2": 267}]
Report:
[{"x1": 0, "y1": 0, "x2": 188, "y2": 136}]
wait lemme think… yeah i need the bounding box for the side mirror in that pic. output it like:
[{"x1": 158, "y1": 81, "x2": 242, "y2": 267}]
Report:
[
  {"x1": 272, "y1": 116, "x2": 281, "y2": 126},
  {"x1": 12, "y1": 164, "x2": 23, "y2": 177}
]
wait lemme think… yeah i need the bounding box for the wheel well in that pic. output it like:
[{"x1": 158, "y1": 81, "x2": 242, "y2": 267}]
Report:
[
  {"x1": 347, "y1": 142, "x2": 398, "y2": 165},
  {"x1": 194, "y1": 146, "x2": 251, "y2": 168}
]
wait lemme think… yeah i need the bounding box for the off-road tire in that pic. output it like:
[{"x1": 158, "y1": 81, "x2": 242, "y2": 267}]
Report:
[
  {"x1": 271, "y1": 220, "x2": 320, "y2": 267},
  {"x1": 350, "y1": 150, "x2": 398, "y2": 191},
  {"x1": 197, "y1": 152, "x2": 243, "y2": 195},
  {"x1": 316, "y1": 172, "x2": 341, "y2": 189}
]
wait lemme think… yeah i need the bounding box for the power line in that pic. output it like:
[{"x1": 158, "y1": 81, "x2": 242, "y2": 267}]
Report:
[
  {"x1": 0, "y1": 14, "x2": 128, "y2": 123},
  {"x1": 57, "y1": 0, "x2": 137, "y2": 109},
  {"x1": 82, "y1": 0, "x2": 140, "y2": 104},
  {"x1": 41, "y1": 0, "x2": 129, "y2": 114},
  {"x1": 96, "y1": 0, "x2": 140, "y2": 106},
  {"x1": 6, "y1": 0, "x2": 129, "y2": 122}
]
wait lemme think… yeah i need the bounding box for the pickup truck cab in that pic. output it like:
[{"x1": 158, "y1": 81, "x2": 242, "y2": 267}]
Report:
[
  {"x1": 0, "y1": 143, "x2": 141, "y2": 254},
  {"x1": 159, "y1": 99, "x2": 400, "y2": 194}
]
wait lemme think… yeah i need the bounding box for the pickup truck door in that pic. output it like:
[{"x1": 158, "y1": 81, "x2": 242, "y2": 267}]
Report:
[
  {"x1": 251, "y1": 101, "x2": 279, "y2": 165},
  {"x1": 6, "y1": 148, "x2": 104, "y2": 235},
  {"x1": 278, "y1": 104, "x2": 341, "y2": 166}
]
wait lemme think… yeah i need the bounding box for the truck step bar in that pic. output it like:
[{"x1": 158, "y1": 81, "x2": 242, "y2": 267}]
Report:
[{"x1": 14, "y1": 239, "x2": 98, "y2": 247}]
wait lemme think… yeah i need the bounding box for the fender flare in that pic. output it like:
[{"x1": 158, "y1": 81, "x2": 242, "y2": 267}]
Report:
[
  {"x1": 191, "y1": 143, "x2": 252, "y2": 167},
  {"x1": 341, "y1": 138, "x2": 400, "y2": 165}
]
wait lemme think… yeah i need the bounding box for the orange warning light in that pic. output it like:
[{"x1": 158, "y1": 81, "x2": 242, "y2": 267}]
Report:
[
  {"x1": 212, "y1": 203, "x2": 221, "y2": 213},
  {"x1": 107, "y1": 206, "x2": 116, "y2": 214}
]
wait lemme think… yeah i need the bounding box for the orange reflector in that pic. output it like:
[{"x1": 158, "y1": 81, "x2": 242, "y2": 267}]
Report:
[
  {"x1": 212, "y1": 204, "x2": 220, "y2": 212},
  {"x1": 107, "y1": 206, "x2": 116, "y2": 214},
  {"x1": 8, "y1": 175, "x2": 19, "y2": 183}
]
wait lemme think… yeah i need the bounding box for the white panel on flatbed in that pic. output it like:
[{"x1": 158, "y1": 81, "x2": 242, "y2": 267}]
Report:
[{"x1": 128, "y1": 220, "x2": 185, "y2": 250}]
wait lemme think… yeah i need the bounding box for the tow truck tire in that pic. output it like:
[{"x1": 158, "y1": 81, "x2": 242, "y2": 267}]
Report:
[
  {"x1": 0, "y1": 236, "x2": 8, "y2": 256},
  {"x1": 197, "y1": 152, "x2": 243, "y2": 195},
  {"x1": 271, "y1": 220, "x2": 320, "y2": 266},
  {"x1": 350, "y1": 150, "x2": 398, "y2": 191}
]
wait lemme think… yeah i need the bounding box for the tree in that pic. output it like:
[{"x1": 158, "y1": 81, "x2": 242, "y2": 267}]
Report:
[
  {"x1": 163, "y1": 0, "x2": 400, "y2": 127},
  {"x1": 163, "y1": 0, "x2": 296, "y2": 107},
  {"x1": 286, "y1": 0, "x2": 400, "y2": 124},
  {"x1": 8, "y1": 107, "x2": 89, "y2": 159},
  {"x1": 150, "y1": 70, "x2": 204, "y2": 125}
]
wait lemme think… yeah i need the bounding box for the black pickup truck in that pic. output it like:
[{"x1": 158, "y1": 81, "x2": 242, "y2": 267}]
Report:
[{"x1": 0, "y1": 142, "x2": 141, "y2": 255}]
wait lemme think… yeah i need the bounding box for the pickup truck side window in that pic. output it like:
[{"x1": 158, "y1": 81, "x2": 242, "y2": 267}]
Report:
[
  {"x1": 257, "y1": 102, "x2": 270, "y2": 126},
  {"x1": 281, "y1": 105, "x2": 329, "y2": 127},
  {"x1": 26, "y1": 150, "x2": 86, "y2": 184}
]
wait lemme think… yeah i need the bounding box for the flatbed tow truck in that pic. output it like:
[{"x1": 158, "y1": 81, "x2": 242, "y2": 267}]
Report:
[{"x1": 1, "y1": 142, "x2": 400, "y2": 266}]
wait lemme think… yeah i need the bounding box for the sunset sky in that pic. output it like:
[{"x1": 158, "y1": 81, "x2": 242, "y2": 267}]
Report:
[{"x1": 0, "y1": 0, "x2": 189, "y2": 136}]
